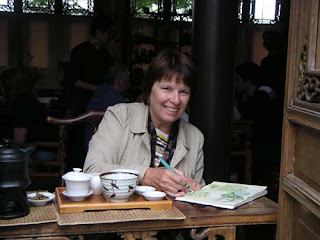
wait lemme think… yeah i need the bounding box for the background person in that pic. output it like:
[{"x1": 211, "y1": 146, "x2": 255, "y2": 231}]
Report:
[
  {"x1": 66, "y1": 15, "x2": 116, "y2": 116},
  {"x1": 86, "y1": 63, "x2": 129, "y2": 111},
  {"x1": 84, "y1": 63, "x2": 129, "y2": 152},
  {"x1": 84, "y1": 49, "x2": 205, "y2": 197},
  {"x1": 0, "y1": 67, "x2": 57, "y2": 164},
  {"x1": 260, "y1": 30, "x2": 287, "y2": 104},
  {"x1": 65, "y1": 15, "x2": 117, "y2": 168},
  {"x1": 236, "y1": 61, "x2": 283, "y2": 201}
]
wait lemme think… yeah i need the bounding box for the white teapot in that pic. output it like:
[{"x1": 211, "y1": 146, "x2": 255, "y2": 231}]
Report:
[{"x1": 87, "y1": 173, "x2": 102, "y2": 195}]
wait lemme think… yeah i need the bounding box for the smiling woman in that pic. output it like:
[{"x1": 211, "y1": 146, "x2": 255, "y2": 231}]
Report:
[
  {"x1": 84, "y1": 48, "x2": 205, "y2": 198},
  {"x1": 148, "y1": 79, "x2": 190, "y2": 134}
]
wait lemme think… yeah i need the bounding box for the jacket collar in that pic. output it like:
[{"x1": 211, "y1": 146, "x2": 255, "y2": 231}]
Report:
[
  {"x1": 170, "y1": 121, "x2": 190, "y2": 167},
  {"x1": 130, "y1": 103, "x2": 190, "y2": 167},
  {"x1": 130, "y1": 103, "x2": 149, "y2": 134}
]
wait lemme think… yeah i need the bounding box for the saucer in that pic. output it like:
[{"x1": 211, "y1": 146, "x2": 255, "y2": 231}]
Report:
[
  {"x1": 28, "y1": 192, "x2": 55, "y2": 206},
  {"x1": 135, "y1": 186, "x2": 156, "y2": 196},
  {"x1": 62, "y1": 190, "x2": 93, "y2": 202},
  {"x1": 143, "y1": 191, "x2": 166, "y2": 201}
]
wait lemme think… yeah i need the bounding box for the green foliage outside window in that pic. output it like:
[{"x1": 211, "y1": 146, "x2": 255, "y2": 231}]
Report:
[
  {"x1": 135, "y1": 0, "x2": 192, "y2": 14},
  {"x1": 25, "y1": 0, "x2": 50, "y2": 8},
  {"x1": 64, "y1": 0, "x2": 88, "y2": 11},
  {"x1": 63, "y1": 0, "x2": 93, "y2": 15},
  {"x1": 22, "y1": 0, "x2": 92, "y2": 15},
  {"x1": 135, "y1": 0, "x2": 158, "y2": 13},
  {"x1": 25, "y1": 0, "x2": 83, "y2": 10},
  {"x1": 176, "y1": 0, "x2": 192, "y2": 14}
]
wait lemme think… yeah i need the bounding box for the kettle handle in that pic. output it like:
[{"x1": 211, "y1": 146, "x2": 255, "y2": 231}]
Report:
[
  {"x1": 21, "y1": 146, "x2": 36, "y2": 154},
  {"x1": 0, "y1": 138, "x2": 11, "y2": 148},
  {"x1": 0, "y1": 139, "x2": 36, "y2": 154}
]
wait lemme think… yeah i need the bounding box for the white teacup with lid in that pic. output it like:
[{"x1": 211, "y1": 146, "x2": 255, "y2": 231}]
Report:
[{"x1": 62, "y1": 168, "x2": 90, "y2": 196}]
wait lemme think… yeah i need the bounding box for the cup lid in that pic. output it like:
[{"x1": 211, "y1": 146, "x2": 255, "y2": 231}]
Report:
[{"x1": 62, "y1": 168, "x2": 90, "y2": 181}]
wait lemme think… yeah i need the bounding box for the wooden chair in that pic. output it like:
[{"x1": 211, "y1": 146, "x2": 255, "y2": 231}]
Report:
[
  {"x1": 229, "y1": 121, "x2": 253, "y2": 184},
  {"x1": 26, "y1": 141, "x2": 60, "y2": 177},
  {"x1": 10, "y1": 140, "x2": 62, "y2": 191},
  {"x1": 21, "y1": 110, "x2": 104, "y2": 189},
  {"x1": 45, "y1": 110, "x2": 105, "y2": 185}
]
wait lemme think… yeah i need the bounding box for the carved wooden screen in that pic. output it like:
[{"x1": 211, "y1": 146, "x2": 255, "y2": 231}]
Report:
[
  {"x1": 295, "y1": 0, "x2": 320, "y2": 106},
  {"x1": 277, "y1": 0, "x2": 320, "y2": 239}
]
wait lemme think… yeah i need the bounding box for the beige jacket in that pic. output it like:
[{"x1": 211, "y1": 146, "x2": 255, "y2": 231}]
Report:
[{"x1": 83, "y1": 102, "x2": 205, "y2": 186}]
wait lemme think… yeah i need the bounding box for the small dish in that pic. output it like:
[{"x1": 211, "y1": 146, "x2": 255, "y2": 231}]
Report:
[
  {"x1": 27, "y1": 192, "x2": 55, "y2": 206},
  {"x1": 143, "y1": 191, "x2": 166, "y2": 201},
  {"x1": 62, "y1": 190, "x2": 93, "y2": 202},
  {"x1": 135, "y1": 186, "x2": 156, "y2": 196}
]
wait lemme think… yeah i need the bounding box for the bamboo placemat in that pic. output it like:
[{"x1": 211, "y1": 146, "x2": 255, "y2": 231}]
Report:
[
  {"x1": 58, "y1": 206, "x2": 185, "y2": 226},
  {"x1": 0, "y1": 202, "x2": 58, "y2": 227}
]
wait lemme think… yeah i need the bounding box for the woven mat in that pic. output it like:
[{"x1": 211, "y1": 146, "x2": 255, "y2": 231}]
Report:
[
  {"x1": 58, "y1": 206, "x2": 185, "y2": 226},
  {"x1": 0, "y1": 202, "x2": 58, "y2": 227}
]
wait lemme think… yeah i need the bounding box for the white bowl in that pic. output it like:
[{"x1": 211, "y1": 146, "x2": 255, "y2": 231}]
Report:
[
  {"x1": 135, "y1": 186, "x2": 156, "y2": 196},
  {"x1": 27, "y1": 192, "x2": 55, "y2": 206},
  {"x1": 111, "y1": 169, "x2": 140, "y2": 176},
  {"x1": 62, "y1": 168, "x2": 90, "y2": 196},
  {"x1": 102, "y1": 191, "x2": 133, "y2": 203},
  {"x1": 62, "y1": 190, "x2": 93, "y2": 202},
  {"x1": 143, "y1": 191, "x2": 166, "y2": 201},
  {"x1": 100, "y1": 172, "x2": 139, "y2": 202}
]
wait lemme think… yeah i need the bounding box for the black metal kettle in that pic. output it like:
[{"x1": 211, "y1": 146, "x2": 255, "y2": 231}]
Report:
[
  {"x1": 0, "y1": 139, "x2": 35, "y2": 219},
  {"x1": 0, "y1": 139, "x2": 34, "y2": 189}
]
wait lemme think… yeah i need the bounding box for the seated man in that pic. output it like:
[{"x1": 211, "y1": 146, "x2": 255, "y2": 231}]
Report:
[
  {"x1": 85, "y1": 64, "x2": 129, "y2": 152},
  {"x1": 87, "y1": 63, "x2": 129, "y2": 111}
]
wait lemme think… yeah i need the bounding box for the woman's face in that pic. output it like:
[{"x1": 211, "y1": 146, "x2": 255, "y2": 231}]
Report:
[{"x1": 149, "y1": 77, "x2": 190, "y2": 132}]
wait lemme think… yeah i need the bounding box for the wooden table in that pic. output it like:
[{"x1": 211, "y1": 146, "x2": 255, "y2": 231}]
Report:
[{"x1": 0, "y1": 197, "x2": 277, "y2": 240}]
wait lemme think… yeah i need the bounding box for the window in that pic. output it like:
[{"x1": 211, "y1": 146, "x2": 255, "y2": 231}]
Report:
[
  {"x1": 238, "y1": 0, "x2": 243, "y2": 22},
  {"x1": 132, "y1": 0, "x2": 192, "y2": 22},
  {"x1": 173, "y1": 0, "x2": 192, "y2": 21},
  {"x1": 175, "y1": 0, "x2": 192, "y2": 15},
  {"x1": 133, "y1": 0, "x2": 159, "y2": 18},
  {"x1": 238, "y1": 0, "x2": 282, "y2": 24},
  {"x1": 22, "y1": 0, "x2": 54, "y2": 14},
  {"x1": 251, "y1": 0, "x2": 280, "y2": 24},
  {"x1": 0, "y1": 0, "x2": 14, "y2": 12},
  {"x1": 62, "y1": 0, "x2": 93, "y2": 16},
  {"x1": 0, "y1": 0, "x2": 93, "y2": 15}
]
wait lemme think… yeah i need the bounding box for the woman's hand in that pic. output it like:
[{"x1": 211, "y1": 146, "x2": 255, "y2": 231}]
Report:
[
  {"x1": 143, "y1": 167, "x2": 198, "y2": 197},
  {"x1": 186, "y1": 178, "x2": 202, "y2": 192}
]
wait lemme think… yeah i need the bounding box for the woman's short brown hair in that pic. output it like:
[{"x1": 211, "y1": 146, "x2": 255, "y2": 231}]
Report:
[{"x1": 141, "y1": 48, "x2": 194, "y2": 104}]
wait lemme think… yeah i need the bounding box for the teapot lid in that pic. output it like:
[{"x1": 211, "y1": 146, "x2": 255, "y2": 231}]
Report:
[
  {"x1": 62, "y1": 168, "x2": 90, "y2": 181},
  {"x1": 0, "y1": 139, "x2": 25, "y2": 160}
]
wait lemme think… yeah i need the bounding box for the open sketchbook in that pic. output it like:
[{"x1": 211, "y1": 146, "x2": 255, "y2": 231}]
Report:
[{"x1": 175, "y1": 181, "x2": 267, "y2": 209}]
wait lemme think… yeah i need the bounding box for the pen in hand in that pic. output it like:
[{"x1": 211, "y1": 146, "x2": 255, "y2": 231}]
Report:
[{"x1": 158, "y1": 157, "x2": 194, "y2": 193}]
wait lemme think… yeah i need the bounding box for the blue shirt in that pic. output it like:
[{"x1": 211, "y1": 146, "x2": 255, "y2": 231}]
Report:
[
  {"x1": 87, "y1": 85, "x2": 127, "y2": 111},
  {"x1": 85, "y1": 85, "x2": 128, "y2": 152}
]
